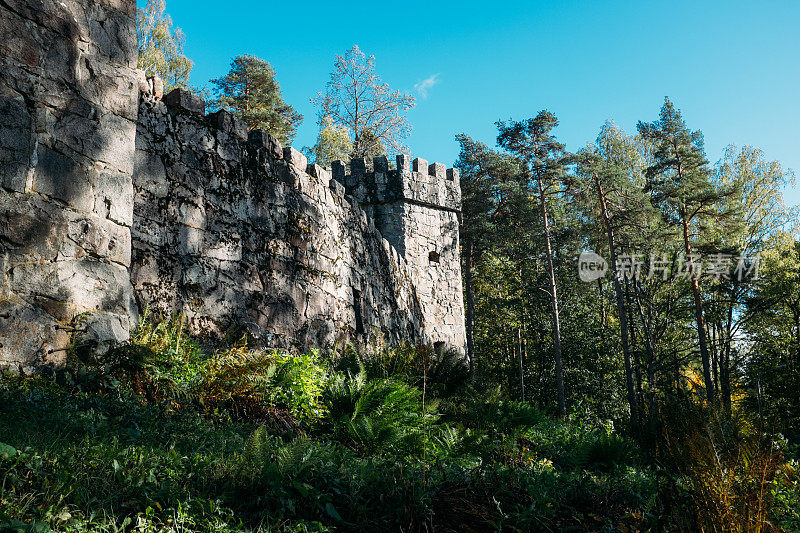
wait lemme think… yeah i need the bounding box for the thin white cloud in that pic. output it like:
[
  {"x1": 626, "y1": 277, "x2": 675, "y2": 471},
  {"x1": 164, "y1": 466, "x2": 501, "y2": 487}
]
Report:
[{"x1": 414, "y1": 73, "x2": 440, "y2": 99}]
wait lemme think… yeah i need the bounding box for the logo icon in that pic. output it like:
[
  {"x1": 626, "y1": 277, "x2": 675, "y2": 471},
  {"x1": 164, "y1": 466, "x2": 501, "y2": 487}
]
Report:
[{"x1": 578, "y1": 251, "x2": 608, "y2": 282}]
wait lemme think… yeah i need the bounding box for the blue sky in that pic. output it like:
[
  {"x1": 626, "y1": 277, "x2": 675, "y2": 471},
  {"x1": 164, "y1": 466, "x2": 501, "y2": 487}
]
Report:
[{"x1": 142, "y1": 0, "x2": 800, "y2": 204}]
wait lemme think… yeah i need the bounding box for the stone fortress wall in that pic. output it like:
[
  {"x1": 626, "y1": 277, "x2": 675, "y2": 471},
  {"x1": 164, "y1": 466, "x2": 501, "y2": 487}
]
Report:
[
  {"x1": 0, "y1": 0, "x2": 466, "y2": 370},
  {"x1": 0, "y1": 0, "x2": 140, "y2": 368},
  {"x1": 332, "y1": 154, "x2": 466, "y2": 356}
]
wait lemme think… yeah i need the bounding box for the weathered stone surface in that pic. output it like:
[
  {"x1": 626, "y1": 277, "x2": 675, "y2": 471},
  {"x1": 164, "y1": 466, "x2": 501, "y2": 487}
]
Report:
[
  {"x1": 283, "y1": 146, "x2": 307, "y2": 170},
  {"x1": 336, "y1": 158, "x2": 467, "y2": 354},
  {"x1": 208, "y1": 110, "x2": 247, "y2": 141},
  {"x1": 1, "y1": 0, "x2": 466, "y2": 369},
  {"x1": 247, "y1": 129, "x2": 283, "y2": 159},
  {"x1": 329, "y1": 177, "x2": 345, "y2": 197},
  {"x1": 0, "y1": 0, "x2": 137, "y2": 371},
  {"x1": 307, "y1": 164, "x2": 331, "y2": 182},
  {"x1": 130, "y1": 97, "x2": 461, "y2": 354},
  {"x1": 332, "y1": 160, "x2": 346, "y2": 184},
  {"x1": 374, "y1": 156, "x2": 389, "y2": 173},
  {"x1": 150, "y1": 75, "x2": 164, "y2": 99},
  {"x1": 396, "y1": 154, "x2": 411, "y2": 172},
  {"x1": 0, "y1": 96, "x2": 33, "y2": 193},
  {"x1": 163, "y1": 88, "x2": 205, "y2": 115},
  {"x1": 137, "y1": 69, "x2": 148, "y2": 93},
  {"x1": 429, "y1": 162, "x2": 446, "y2": 179},
  {"x1": 1, "y1": 194, "x2": 132, "y2": 268},
  {"x1": 0, "y1": 295, "x2": 71, "y2": 370}
]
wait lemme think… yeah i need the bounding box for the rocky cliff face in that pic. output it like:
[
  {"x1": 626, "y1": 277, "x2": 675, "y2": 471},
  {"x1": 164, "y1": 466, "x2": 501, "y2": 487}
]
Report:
[
  {"x1": 0, "y1": 0, "x2": 139, "y2": 370},
  {"x1": 0, "y1": 0, "x2": 466, "y2": 370}
]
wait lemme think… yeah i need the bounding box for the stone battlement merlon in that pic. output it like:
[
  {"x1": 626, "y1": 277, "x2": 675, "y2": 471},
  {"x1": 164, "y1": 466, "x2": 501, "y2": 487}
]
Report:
[
  {"x1": 331, "y1": 155, "x2": 462, "y2": 212},
  {"x1": 145, "y1": 85, "x2": 352, "y2": 202},
  {"x1": 145, "y1": 83, "x2": 461, "y2": 214}
]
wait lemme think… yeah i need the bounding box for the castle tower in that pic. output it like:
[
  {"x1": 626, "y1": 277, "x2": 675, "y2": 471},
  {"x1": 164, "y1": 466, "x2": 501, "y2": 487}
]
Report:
[{"x1": 332, "y1": 155, "x2": 467, "y2": 356}]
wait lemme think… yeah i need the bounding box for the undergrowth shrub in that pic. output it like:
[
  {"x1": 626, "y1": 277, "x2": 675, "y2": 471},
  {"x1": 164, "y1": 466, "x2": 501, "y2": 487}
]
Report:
[
  {"x1": 321, "y1": 371, "x2": 438, "y2": 454},
  {"x1": 231, "y1": 426, "x2": 429, "y2": 529},
  {"x1": 270, "y1": 351, "x2": 328, "y2": 421},
  {"x1": 657, "y1": 396, "x2": 790, "y2": 531},
  {"x1": 61, "y1": 311, "x2": 329, "y2": 430},
  {"x1": 195, "y1": 344, "x2": 280, "y2": 419},
  {"x1": 333, "y1": 342, "x2": 470, "y2": 399},
  {"x1": 771, "y1": 450, "x2": 800, "y2": 530}
]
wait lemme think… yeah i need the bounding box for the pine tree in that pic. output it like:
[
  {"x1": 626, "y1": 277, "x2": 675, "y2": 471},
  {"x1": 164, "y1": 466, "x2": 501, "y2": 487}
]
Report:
[
  {"x1": 637, "y1": 98, "x2": 735, "y2": 404},
  {"x1": 213, "y1": 55, "x2": 302, "y2": 145},
  {"x1": 455, "y1": 134, "x2": 523, "y2": 373},
  {"x1": 497, "y1": 111, "x2": 570, "y2": 416}
]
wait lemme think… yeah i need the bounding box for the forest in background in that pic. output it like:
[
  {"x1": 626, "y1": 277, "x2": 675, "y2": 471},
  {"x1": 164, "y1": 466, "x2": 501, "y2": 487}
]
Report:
[{"x1": 458, "y1": 100, "x2": 800, "y2": 442}]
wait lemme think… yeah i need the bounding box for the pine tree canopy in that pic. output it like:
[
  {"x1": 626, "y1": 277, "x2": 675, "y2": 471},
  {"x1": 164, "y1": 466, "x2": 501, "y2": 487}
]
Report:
[{"x1": 213, "y1": 55, "x2": 302, "y2": 145}]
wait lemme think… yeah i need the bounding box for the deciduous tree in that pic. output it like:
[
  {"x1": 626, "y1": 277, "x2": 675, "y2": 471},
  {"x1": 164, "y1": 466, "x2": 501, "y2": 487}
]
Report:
[
  {"x1": 307, "y1": 115, "x2": 353, "y2": 166},
  {"x1": 708, "y1": 145, "x2": 795, "y2": 412},
  {"x1": 136, "y1": 0, "x2": 193, "y2": 90},
  {"x1": 312, "y1": 45, "x2": 415, "y2": 158}
]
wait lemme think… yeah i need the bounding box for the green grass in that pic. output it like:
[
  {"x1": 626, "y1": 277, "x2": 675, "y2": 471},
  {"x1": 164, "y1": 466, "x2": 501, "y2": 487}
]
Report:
[{"x1": 0, "y1": 316, "x2": 796, "y2": 531}]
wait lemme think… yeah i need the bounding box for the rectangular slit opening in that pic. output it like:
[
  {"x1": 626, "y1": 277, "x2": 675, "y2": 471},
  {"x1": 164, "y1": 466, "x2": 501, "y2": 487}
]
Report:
[
  {"x1": 434, "y1": 341, "x2": 445, "y2": 356},
  {"x1": 353, "y1": 288, "x2": 364, "y2": 334}
]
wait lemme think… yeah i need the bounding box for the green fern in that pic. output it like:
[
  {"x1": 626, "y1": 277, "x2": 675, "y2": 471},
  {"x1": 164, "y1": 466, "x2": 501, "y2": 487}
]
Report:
[{"x1": 322, "y1": 372, "x2": 438, "y2": 453}]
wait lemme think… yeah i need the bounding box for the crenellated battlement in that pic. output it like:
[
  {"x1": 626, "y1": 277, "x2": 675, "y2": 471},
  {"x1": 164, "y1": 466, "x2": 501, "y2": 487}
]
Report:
[
  {"x1": 141, "y1": 82, "x2": 461, "y2": 217},
  {"x1": 330, "y1": 155, "x2": 461, "y2": 212},
  {"x1": 1, "y1": 0, "x2": 466, "y2": 372}
]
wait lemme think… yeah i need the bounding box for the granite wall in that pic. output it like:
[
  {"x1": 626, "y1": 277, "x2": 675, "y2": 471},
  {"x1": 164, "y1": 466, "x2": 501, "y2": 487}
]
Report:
[
  {"x1": 0, "y1": 0, "x2": 139, "y2": 370},
  {"x1": 131, "y1": 91, "x2": 428, "y2": 352},
  {"x1": 0, "y1": 0, "x2": 466, "y2": 369},
  {"x1": 333, "y1": 156, "x2": 467, "y2": 356}
]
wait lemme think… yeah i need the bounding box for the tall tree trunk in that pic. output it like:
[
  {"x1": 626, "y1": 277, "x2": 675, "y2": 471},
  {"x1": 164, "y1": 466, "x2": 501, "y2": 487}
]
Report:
[
  {"x1": 721, "y1": 290, "x2": 734, "y2": 414},
  {"x1": 595, "y1": 177, "x2": 639, "y2": 428},
  {"x1": 598, "y1": 278, "x2": 606, "y2": 345},
  {"x1": 681, "y1": 208, "x2": 715, "y2": 403},
  {"x1": 716, "y1": 277, "x2": 744, "y2": 417},
  {"x1": 794, "y1": 308, "x2": 800, "y2": 371},
  {"x1": 537, "y1": 178, "x2": 565, "y2": 417},
  {"x1": 517, "y1": 327, "x2": 525, "y2": 402},
  {"x1": 721, "y1": 345, "x2": 731, "y2": 412},
  {"x1": 793, "y1": 304, "x2": 800, "y2": 410},
  {"x1": 464, "y1": 237, "x2": 476, "y2": 373},
  {"x1": 709, "y1": 322, "x2": 719, "y2": 394},
  {"x1": 674, "y1": 351, "x2": 681, "y2": 392},
  {"x1": 627, "y1": 284, "x2": 643, "y2": 408},
  {"x1": 633, "y1": 284, "x2": 658, "y2": 417}
]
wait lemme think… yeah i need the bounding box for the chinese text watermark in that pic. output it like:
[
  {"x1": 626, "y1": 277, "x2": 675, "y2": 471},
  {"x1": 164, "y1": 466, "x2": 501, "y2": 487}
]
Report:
[{"x1": 578, "y1": 251, "x2": 760, "y2": 283}]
